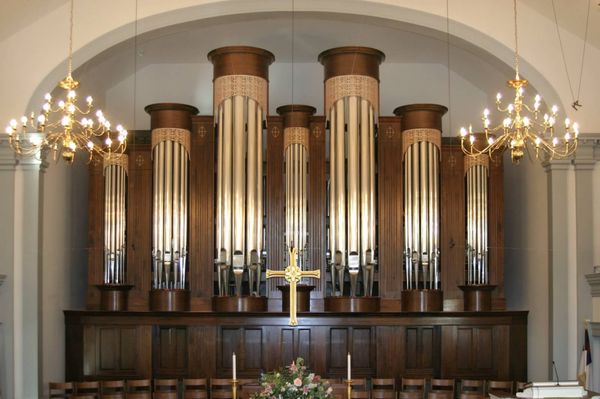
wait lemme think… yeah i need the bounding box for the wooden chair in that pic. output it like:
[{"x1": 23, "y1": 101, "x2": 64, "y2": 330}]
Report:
[
  {"x1": 100, "y1": 380, "x2": 125, "y2": 399},
  {"x1": 154, "y1": 379, "x2": 178, "y2": 399},
  {"x1": 74, "y1": 381, "x2": 100, "y2": 399},
  {"x1": 211, "y1": 378, "x2": 234, "y2": 399},
  {"x1": 49, "y1": 382, "x2": 75, "y2": 398},
  {"x1": 183, "y1": 378, "x2": 208, "y2": 399},
  {"x1": 351, "y1": 390, "x2": 371, "y2": 399},
  {"x1": 428, "y1": 379, "x2": 455, "y2": 399},
  {"x1": 398, "y1": 378, "x2": 425, "y2": 399},
  {"x1": 371, "y1": 389, "x2": 397, "y2": 399},
  {"x1": 126, "y1": 379, "x2": 152, "y2": 399},
  {"x1": 372, "y1": 378, "x2": 396, "y2": 391},
  {"x1": 460, "y1": 380, "x2": 485, "y2": 399},
  {"x1": 240, "y1": 383, "x2": 262, "y2": 399},
  {"x1": 344, "y1": 378, "x2": 368, "y2": 391},
  {"x1": 330, "y1": 382, "x2": 350, "y2": 399},
  {"x1": 486, "y1": 381, "x2": 513, "y2": 397}
]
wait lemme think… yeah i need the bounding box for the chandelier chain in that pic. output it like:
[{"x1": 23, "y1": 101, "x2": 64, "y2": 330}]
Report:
[
  {"x1": 68, "y1": 0, "x2": 74, "y2": 77},
  {"x1": 513, "y1": 0, "x2": 519, "y2": 79}
]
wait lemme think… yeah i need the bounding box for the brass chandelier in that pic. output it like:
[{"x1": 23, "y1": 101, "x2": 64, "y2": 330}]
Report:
[
  {"x1": 460, "y1": 0, "x2": 579, "y2": 164},
  {"x1": 4, "y1": 0, "x2": 127, "y2": 163}
]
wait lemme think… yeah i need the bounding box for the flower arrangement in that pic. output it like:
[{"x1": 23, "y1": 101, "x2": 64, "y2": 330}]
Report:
[{"x1": 253, "y1": 358, "x2": 332, "y2": 399}]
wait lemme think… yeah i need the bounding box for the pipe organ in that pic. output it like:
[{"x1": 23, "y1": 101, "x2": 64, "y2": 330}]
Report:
[
  {"x1": 319, "y1": 47, "x2": 384, "y2": 298},
  {"x1": 145, "y1": 103, "x2": 198, "y2": 310},
  {"x1": 465, "y1": 152, "x2": 489, "y2": 285},
  {"x1": 103, "y1": 154, "x2": 128, "y2": 284},
  {"x1": 208, "y1": 47, "x2": 274, "y2": 297},
  {"x1": 277, "y1": 105, "x2": 316, "y2": 269},
  {"x1": 395, "y1": 104, "x2": 447, "y2": 311},
  {"x1": 76, "y1": 43, "x2": 523, "y2": 383}
]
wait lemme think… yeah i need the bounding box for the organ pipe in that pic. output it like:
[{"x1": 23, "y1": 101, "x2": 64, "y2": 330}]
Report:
[
  {"x1": 277, "y1": 105, "x2": 316, "y2": 270},
  {"x1": 209, "y1": 46, "x2": 274, "y2": 297},
  {"x1": 395, "y1": 104, "x2": 448, "y2": 291},
  {"x1": 146, "y1": 103, "x2": 198, "y2": 292},
  {"x1": 465, "y1": 152, "x2": 489, "y2": 285},
  {"x1": 103, "y1": 153, "x2": 128, "y2": 284},
  {"x1": 319, "y1": 47, "x2": 385, "y2": 297}
]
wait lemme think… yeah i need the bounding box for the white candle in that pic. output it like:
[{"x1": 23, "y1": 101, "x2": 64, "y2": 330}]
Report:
[
  {"x1": 347, "y1": 352, "x2": 351, "y2": 380},
  {"x1": 233, "y1": 352, "x2": 237, "y2": 380}
]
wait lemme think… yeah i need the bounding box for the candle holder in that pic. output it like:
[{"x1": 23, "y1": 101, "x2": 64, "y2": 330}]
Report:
[
  {"x1": 231, "y1": 379, "x2": 238, "y2": 399},
  {"x1": 346, "y1": 379, "x2": 353, "y2": 399}
]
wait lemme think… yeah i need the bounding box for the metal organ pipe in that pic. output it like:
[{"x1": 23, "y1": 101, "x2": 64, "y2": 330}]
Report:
[
  {"x1": 465, "y1": 151, "x2": 489, "y2": 285},
  {"x1": 319, "y1": 47, "x2": 385, "y2": 297},
  {"x1": 395, "y1": 104, "x2": 448, "y2": 292},
  {"x1": 145, "y1": 103, "x2": 198, "y2": 292},
  {"x1": 209, "y1": 46, "x2": 274, "y2": 297},
  {"x1": 103, "y1": 154, "x2": 128, "y2": 284},
  {"x1": 277, "y1": 105, "x2": 316, "y2": 273}
]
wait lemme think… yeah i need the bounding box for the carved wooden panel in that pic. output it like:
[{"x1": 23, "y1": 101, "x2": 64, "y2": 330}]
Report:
[
  {"x1": 404, "y1": 326, "x2": 438, "y2": 376},
  {"x1": 190, "y1": 116, "x2": 215, "y2": 308},
  {"x1": 376, "y1": 326, "x2": 404, "y2": 378},
  {"x1": 440, "y1": 145, "x2": 465, "y2": 309},
  {"x1": 377, "y1": 117, "x2": 403, "y2": 300},
  {"x1": 266, "y1": 117, "x2": 285, "y2": 299},
  {"x1": 441, "y1": 324, "x2": 509, "y2": 379},
  {"x1": 126, "y1": 142, "x2": 152, "y2": 311},
  {"x1": 153, "y1": 326, "x2": 188, "y2": 377},
  {"x1": 327, "y1": 327, "x2": 375, "y2": 377},
  {"x1": 87, "y1": 156, "x2": 104, "y2": 309},
  {"x1": 308, "y1": 117, "x2": 327, "y2": 298}
]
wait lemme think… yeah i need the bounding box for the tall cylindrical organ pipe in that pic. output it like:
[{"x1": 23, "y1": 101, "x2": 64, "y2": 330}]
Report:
[
  {"x1": 103, "y1": 153, "x2": 128, "y2": 284},
  {"x1": 464, "y1": 152, "x2": 489, "y2": 285},
  {"x1": 319, "y1": 47, "x2": 385, "y2": 297},
  {"x1": 209, "y1": 46, "x2": 274, "y2": 297},
  {"x1": 145, "y1": 103, "x2": 199, "y2": 291},
  {"x1": 277, "y1": 105, "x2": 316, "y2": 270},
  {"x1": 394, "y1": 104, "x2": 448, "y2": 291}
]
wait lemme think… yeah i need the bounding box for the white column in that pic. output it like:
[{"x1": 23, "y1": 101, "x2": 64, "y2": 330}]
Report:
[
  {"x1": 0, "y1": 138, "x2": 44, "y2": 399},
  {"x1": 545, "y1": 159, "x2": 574, "y2": 379}
]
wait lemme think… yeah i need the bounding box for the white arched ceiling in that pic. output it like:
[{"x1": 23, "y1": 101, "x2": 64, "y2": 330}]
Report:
[{"x1": 1, "y1": 0, "x2": 598, "y2": 132}]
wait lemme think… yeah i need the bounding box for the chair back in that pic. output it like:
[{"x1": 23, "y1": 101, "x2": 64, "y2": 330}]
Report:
[
  {"x1": 372, "y1": 378, "x2": 396, "y2": 391},
  {"x1": 154, "y1": 378, "x2": 178, "y2": 399},
  {"x1": 344, "y1": 378, "x2": 368, "y2": 391},
  {"x1": 460, "y1": 380, "x2": 485, "y2": 399},
  {"x1": 74, "y1": 381, "x2": 100, "y2": 398},
  {"x1": 183, "y1": 378, "x2": 208, "y2": 399},
  {"x1": 487, "y1": 381, "x2": 513, "y2": 396},
  {"x1": 126, "y1": 379, "x2": 152, "y2": 399},
  {"x1": 330, "y1": 383, "x2": 349, "y2": 399},
  {"x1": 372, "y1": 389, "x2": 397, "y2": 399},
  {"x1": 100, "y1": 380, "x2": 125, "y2": 399},
  {"x1": 49, "y1": 382, "x2": 74, "y2": 398},
  {"x1": 240, "y1": 383, "x2": 262, "y2": 399},
  {"x1": 401, "y1": 379, "x2": 425, "y2": 392},
  {"x1": 351, "y1": 390, "x2": 371, "y2": 399}
]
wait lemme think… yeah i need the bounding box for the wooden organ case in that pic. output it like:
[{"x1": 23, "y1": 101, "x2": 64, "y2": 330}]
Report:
[{"x1": 66, "y1": 46, "x2": 526, "y2": 382}]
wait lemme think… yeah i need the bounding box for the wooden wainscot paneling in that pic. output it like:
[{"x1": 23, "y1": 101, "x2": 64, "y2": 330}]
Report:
[
  {"x1": 66, "y1": 302, "x2": 527, "y2": 381},
  {"x1": 327, "y1": 327, "x2": 375, "y2": 378},
  {"x1": 404, "y1": 326, "x2": 440, "y2": 377},
  {"x1": 190, "y1": 116, "x2": 215, "y2": 310},
  {"x1": 377, "y1": 116, "x2": 403, "y2": 308},
  {"x1": 308, "y1": 116, "x2": 327, "y2": 304},
  {"x1": 440, "y1": 143, "x2": 465, "y2": 311},
  {"x1": 153, "y1": 326, "x2": 189, "y2": 377},
  {"x1": 126, "y1": 135, "x2": 153, "y2": 311},
  {"x1": 266, "y1": 116, "x2": 285, "y2": 305},
  {"x1": 441, "y1": 324, "x2": 509, "y2": 379},
  {"x1": 87, "y1": 155, "x2": 105, "y2": 309},
  {"x1": 78, "y1": 324, "x2": 152, "y2": 380}
]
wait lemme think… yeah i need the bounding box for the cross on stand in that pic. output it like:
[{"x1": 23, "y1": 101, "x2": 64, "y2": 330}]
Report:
[{"x1": 266, "y1": 247, "x2": 320, "y2": 326}]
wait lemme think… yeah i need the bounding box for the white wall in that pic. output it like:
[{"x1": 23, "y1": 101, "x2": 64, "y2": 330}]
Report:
[{"x1": 41, "y1": 159, "x2": 88, "y2": 397}]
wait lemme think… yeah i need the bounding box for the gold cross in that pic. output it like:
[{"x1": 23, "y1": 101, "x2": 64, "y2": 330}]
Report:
[{"x1": 266, "y1": 247, "x2": 320, "y2": 326}]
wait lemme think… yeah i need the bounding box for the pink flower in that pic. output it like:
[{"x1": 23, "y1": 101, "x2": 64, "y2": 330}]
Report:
[
  {"x1": 327, "y1": 387, "x2": 333, "y2": 394},
  {"x1": 303, "y1": 386, "x2": 310, "y2": 394},
  {"x1": 294, "y1": 378, "x2": 302, "y2": 387},
  {"x1": 313, "y1": 375, "x2": 321, "y2": 382},
  {"x1": 289, "y1": 361, "x2": 298, "y2": 372}
]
